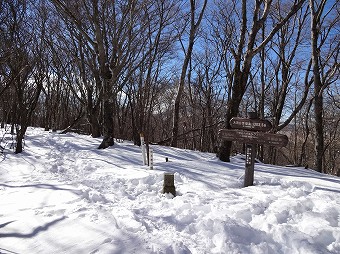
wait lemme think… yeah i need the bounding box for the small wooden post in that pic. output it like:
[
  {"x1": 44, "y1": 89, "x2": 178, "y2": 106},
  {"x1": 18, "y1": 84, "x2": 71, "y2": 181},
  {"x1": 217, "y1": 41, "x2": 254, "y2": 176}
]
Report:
[
  {"x1": 163, "y1": 173, "x2": 176, "y2": 196},
  {"x1": 140, "y1": 132, "x2": 147, "y2": 165},
  {"x1": 146, "y1": 143, "x2": 150, "y2": 166},
  {"x1": 149, "y1": 148, "x2": 153, "y2": 170},
  {"x1": 244, "y1": 112, "x2": 257, "y2": 187},
  {"x1": 244, "y1": 144, "x2": 256, "y2": 187}
]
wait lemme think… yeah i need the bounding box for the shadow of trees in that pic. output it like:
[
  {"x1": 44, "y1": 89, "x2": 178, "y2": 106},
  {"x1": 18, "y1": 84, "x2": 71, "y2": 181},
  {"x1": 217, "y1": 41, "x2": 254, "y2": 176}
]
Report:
[{"x1": 0, "y1": 216, "x2": 66, "y2": 238}]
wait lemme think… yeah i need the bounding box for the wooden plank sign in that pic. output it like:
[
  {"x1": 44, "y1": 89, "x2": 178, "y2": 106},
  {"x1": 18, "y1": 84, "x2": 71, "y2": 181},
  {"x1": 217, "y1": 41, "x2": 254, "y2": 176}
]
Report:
[
  {"x1": 230, "y1": 117, "x2": 272, "y2": 132},
  {"x1": 218, "y1": 129, "x2": 288, "y2": 147},
  {"x1": 219, "y1": 114, "x2": 289, "y2": 188}
]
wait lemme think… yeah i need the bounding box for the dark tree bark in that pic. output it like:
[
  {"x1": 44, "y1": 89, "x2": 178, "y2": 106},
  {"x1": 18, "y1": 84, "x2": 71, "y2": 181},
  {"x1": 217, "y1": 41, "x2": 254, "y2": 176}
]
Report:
[
  {"x1": 299, "y1": 98, "x2": 313, "y2": 167},
  {"x1": 91, "y1": 0, "x2": 114, "y2": 149},
  {"x1": 309, "y1": 0, "x2": 326, "y2": 172},
  {"x1": 308, "y1": 0, "x2": 340, "y2": 172}
]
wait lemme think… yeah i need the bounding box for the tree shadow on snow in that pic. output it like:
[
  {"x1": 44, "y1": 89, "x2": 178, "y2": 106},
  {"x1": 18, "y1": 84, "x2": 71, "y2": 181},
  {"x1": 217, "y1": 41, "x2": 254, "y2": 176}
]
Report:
[
  {"x1": 0, "y1": 221, "x2": 15, "y2": 229},
  {"x1": 0, "y1": 247, "x2": 21, "y2": 254},
  {"x1": 0, "y1": 183, "x2": 83, "y2": 196},
  {"x1": 0, "y1": 216, "x2": 66, "y2": 238},
  {"x1": 156, "y1": 163, "x2": 243, "y2": 191}
]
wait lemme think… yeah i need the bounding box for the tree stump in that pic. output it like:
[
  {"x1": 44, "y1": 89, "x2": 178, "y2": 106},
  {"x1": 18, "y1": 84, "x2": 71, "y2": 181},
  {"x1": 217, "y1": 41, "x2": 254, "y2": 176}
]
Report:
[{"x1": 163, "y1": 173, "x2": 176, "y2": 197}]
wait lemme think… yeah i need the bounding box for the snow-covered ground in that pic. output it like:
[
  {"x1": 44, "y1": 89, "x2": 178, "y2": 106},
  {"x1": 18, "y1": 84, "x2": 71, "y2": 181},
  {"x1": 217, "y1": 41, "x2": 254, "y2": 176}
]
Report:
[{"x1": 0, "y1": 127, "x2": 339, "y2": 254}]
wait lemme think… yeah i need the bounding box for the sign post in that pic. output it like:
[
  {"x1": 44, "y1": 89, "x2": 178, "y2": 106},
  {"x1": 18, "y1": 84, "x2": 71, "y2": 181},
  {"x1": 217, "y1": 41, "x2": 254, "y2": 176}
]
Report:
[
  {"x1": 149, "y1": 148, "x2": 154, "y2": 170},
  {"x1": 244, "y1": 144, "x2": 255, "y2": 187},
  {"x1": 219, "y1": 113, "x2": 288, "y2": 187},
  {"x1": 140, "y1": 132, "x2": 147, "y2": 165}
]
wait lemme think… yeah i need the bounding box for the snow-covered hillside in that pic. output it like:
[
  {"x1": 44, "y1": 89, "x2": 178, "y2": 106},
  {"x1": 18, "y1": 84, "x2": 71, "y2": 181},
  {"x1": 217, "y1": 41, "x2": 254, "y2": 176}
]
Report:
[{"x1": 0, "y1": 127, "x2": 339, "y2": 254}]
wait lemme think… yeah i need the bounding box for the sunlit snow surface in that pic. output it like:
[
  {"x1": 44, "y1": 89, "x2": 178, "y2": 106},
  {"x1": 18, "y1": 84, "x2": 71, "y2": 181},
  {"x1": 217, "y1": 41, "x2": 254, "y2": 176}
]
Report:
[{"x1": 0, "y1": 127, "x2": 339, "y2": 254}]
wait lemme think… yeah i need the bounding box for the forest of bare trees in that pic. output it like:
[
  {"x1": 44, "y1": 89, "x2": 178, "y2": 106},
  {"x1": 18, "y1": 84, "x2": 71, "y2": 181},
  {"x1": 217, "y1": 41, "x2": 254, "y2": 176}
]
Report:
[{"x1": 0, "y1": 0, "x2": 339, "y2": 175}]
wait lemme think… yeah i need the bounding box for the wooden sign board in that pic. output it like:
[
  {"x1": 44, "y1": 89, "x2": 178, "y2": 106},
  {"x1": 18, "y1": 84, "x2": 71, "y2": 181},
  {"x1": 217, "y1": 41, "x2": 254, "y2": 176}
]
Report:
[
  {"x1": 219, "y1": 115, "x2": 288, "y2": 188},
  {"x1": 230, "y1": 117, "x2": 272, "y2": 132},
  {"x1": 218, "y1": 129, "x2": 288, "y2": 147}
]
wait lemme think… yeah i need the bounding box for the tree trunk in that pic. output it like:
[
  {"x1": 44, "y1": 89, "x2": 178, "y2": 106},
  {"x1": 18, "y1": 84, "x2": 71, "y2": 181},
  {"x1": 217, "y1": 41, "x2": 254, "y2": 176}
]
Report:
[
  {"x1": 218, "y1": 68, "x2": 247, "y2": 162},
  {"x1": 309, "y1": 0, "x2": 326, "y2": 173},
  {"x1": 314, "y1": 84, "x2": 324, "y2": 172},
  {"x1": 89, "y1": 115, "x2": 101, "y2": 138},
  {"x1": 98, "y1": 80, "x2": 114, "y2": 149},
  {"x1": 15, "y1": 126, "x2": 26, "y2": 154},
  {"x1": 299, "y1": 99, "x2": 313, "y2": 167},
  {"x1": 44, "y1": 94, "x2": 51, "y2": 131},
  {"x1": 92, "y1": 1, "x2": 114, "y2": 149}
]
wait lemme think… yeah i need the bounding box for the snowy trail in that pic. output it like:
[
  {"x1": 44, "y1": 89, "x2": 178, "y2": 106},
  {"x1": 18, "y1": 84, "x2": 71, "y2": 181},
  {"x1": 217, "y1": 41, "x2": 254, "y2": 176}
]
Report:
[{"x1": 1, "y1": 128, "x2": 340, "y2": 253}]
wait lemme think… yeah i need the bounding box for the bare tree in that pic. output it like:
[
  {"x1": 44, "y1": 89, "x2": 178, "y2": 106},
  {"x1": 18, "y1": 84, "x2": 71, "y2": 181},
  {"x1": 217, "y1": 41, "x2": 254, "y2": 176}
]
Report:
[
  {"x1": 186, "y1": 28, "x2": 226, "y2": 152},
  {"x1": 51, "y1": 0, "x2": 154, "y2": 148},
  {"x1": 0, "y1": 0, "x2": 47, "y2": 153},
  {"x1": 124, "y1": 0, "x2": 179, "y2": 145},
  {"x1": 216, "y1": 0, "x2": 306, "y2": 162},
  {"x1": 52, "y1": 23, "x2": 101, "y2": 136},
  {"x1": 171, "y1": 0, "x2": 207, "y2": 147}
]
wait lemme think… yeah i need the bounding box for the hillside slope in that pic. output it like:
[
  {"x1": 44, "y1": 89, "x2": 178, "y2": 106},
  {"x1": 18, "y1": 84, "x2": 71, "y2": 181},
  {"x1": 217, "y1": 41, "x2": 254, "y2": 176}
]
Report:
[{"x1": 0, "y1": 128, "x2": 339, "y2": 253}]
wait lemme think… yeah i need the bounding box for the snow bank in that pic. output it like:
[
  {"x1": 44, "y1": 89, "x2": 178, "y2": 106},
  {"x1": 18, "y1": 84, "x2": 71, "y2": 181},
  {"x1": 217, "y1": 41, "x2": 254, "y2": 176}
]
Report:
[{"x1": 0, "y1": 127, "x2": 339, "y2": 253}]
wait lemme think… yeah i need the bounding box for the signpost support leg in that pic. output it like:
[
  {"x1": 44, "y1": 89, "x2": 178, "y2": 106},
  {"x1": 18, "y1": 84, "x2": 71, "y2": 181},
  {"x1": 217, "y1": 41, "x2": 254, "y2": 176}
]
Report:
[{"x1": 244, "y1": 144, "x2": 256, "y2": 187}]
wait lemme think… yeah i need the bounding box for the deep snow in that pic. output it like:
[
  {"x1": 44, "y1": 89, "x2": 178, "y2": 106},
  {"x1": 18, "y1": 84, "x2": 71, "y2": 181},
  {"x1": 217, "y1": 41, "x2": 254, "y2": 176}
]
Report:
[{"x1": 0, "y1": 127, "x2": 339, "y2": 254}]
